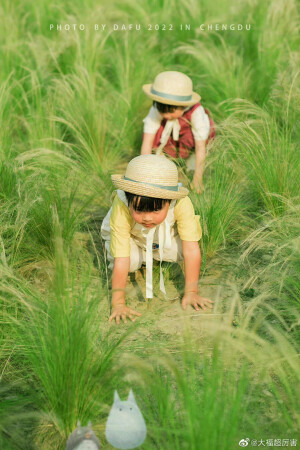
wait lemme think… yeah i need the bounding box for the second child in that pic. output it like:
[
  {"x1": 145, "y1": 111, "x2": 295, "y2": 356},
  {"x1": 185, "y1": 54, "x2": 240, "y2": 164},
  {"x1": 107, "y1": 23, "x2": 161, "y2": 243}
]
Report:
[{"x1": 141, "y1": 71, "x2": 215, "y2": 193}]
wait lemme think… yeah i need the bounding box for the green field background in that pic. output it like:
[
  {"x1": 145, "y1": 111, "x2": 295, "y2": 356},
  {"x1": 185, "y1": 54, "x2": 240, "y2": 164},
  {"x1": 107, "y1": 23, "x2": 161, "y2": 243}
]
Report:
[{"x1": 0, "y1": 0, "x2": 299, "y2": 448}]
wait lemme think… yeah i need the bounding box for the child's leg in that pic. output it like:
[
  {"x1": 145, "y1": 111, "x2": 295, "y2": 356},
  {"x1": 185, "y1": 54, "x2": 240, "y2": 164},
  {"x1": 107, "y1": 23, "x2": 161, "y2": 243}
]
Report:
[
  {"x1": 128, "y1": 238, "x2": 145, "y2": 272},
  {"x1": 153, "y1": 235, "x2": 184, "y2": 297},
  {"x1": 153, "y1": 234, "x2": 183, "y2": 263},
  {"x1": 105, "y1": 239, "x2": 144, "y2": 273},
  {"x1": 104, "y1": 241, "x2": 114, "y2": 270}
]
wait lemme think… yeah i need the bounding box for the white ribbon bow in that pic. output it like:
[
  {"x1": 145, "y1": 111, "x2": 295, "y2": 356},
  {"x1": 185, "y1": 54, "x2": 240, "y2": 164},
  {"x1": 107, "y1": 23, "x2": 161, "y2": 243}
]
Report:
[
  {"x1": 156, "y1": 119, "x2": 180, "y2": 155},
  {"x1": 144, "y1": 220, "x2": 172, "y2": 299}
]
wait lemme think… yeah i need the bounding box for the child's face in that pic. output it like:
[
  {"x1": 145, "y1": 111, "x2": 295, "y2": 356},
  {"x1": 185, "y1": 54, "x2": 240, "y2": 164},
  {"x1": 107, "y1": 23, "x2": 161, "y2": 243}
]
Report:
[
  {"x1": 160, "y1": 108, "x2": 185, "y2": 120},
  {"x1": 129, "y1": 202, "x2": 170, "y2": 229}
]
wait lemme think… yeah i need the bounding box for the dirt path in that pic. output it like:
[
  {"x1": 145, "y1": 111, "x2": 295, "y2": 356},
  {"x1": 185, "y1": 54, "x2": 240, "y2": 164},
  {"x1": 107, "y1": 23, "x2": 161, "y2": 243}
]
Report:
[{"x1": 99, "y1": 259, "x2": 237, "y2": 356}]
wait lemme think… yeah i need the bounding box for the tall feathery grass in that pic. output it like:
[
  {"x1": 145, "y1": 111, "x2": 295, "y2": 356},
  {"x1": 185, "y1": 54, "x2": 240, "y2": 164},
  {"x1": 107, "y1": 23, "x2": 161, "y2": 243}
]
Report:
[
  {"x1": 118, "y1": 293, "x2": 300, "y2": 449},
  {"x1": 0, "y1": 235, "x2": 132, "y2": 448}
]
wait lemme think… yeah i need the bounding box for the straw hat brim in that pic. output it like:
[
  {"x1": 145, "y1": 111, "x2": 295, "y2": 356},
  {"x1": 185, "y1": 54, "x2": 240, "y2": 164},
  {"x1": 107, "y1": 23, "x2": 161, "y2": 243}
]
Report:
[
  {"x1": 143, "y1": 84, "x2": 200, "y2": 106},
  {"x1": 111, "y1": 174, "x2": 189, "y2": 199}
]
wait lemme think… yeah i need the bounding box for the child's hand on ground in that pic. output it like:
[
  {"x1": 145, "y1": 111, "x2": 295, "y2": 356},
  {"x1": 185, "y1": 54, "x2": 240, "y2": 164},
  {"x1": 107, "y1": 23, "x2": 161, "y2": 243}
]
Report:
[
  {"x1": 191, "y1": 171, "x2": 204, "y2": 194},
  {"x1": 181, "y1": 292, "x2": 214, "y2": 311},
  {"x1": 109, "y1": 304, "x2": 141, "y2": 325}
]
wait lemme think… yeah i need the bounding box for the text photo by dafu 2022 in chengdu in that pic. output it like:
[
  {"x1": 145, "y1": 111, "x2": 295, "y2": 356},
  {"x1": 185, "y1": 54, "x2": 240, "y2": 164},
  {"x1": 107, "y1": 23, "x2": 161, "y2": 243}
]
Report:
[{"x1": 48, "y1": 22, "x2": 252, "y2": 31}]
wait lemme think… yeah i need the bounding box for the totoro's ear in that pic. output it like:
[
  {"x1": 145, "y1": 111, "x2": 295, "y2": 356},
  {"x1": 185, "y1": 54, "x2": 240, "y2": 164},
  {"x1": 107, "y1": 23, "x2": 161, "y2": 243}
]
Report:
[
  {"x1": 114, "y1": 390, "x2": 121, "y2": 403},
  {"x1": 128, "y1": 389, "x2": 136, "y2": 403}
]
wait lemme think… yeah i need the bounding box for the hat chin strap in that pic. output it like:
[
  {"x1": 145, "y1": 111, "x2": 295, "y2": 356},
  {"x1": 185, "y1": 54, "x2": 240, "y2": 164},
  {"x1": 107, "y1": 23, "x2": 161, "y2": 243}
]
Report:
[
  {"x1": 145, "y1": 228, "x2": 155, "y2": 298},
  {"x1": 144, "y1": 220, "x2": 173, "y2": 299},
  {"x1": 156, "y1": 119, "x2": 180, "y2": 156}
]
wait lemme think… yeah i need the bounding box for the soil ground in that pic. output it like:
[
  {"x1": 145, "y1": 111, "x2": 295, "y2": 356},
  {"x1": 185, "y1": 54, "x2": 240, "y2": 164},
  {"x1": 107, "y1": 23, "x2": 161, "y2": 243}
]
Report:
[{"x1": 98, "y1": 256, "x2": 237, "y2": 358}]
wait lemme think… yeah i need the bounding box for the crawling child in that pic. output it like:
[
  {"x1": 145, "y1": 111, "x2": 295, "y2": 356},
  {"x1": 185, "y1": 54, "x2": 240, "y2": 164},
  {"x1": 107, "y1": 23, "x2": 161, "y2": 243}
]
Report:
[
  {"x1": 101, "y1": 154, "x2": 213, "y2": 324},
  {"x1": 141, "y1": 71, "x2": 215, "y2": 193}
]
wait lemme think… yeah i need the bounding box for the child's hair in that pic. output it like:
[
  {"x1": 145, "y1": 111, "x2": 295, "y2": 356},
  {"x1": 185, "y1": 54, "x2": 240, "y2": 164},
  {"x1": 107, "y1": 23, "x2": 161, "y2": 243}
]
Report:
[
  {"x1": 153, "y1": 101, "x2": 185, "y2": 114},
  {"x1": 125, "y1": 192, "x2": 171, "y2": 212}
]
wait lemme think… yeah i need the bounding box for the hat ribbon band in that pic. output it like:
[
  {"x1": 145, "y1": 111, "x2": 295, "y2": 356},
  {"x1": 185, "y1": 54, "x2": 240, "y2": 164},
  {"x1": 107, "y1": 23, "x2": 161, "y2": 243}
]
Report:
[
  {"x1": 150, "y1": 87, "x2": 192, "y2": 102},
  {"x1": 124, "y1": 176, "x2": 179, "y2": 191}
]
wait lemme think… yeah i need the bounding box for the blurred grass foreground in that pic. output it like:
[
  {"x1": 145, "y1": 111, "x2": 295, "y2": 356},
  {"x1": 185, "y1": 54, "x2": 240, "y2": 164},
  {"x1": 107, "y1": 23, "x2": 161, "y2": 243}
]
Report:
[{"x1": 0, "y1": 0, "x2": 299, "y2": 448}]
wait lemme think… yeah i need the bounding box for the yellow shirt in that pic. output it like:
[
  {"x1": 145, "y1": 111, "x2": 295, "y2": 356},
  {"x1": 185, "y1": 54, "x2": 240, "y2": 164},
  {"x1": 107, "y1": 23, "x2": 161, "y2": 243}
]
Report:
[{"x1": 109, "y1": 195, "x2": 202, "y2": 258}]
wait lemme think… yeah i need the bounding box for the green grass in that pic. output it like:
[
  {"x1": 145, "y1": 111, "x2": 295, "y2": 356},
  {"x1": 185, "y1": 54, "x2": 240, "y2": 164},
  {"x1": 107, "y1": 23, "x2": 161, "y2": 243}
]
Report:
[
  {"x1": 116, "y1": 294, "x2": 300, "y2": 448},
  {"x1": 190, "y1": 148, "x2": 246, "y2": 260},
  {"x1": 0, "y1": 240, "x2": 131, "y2": 448},
  {"x1": 222, "y1": 100, "x2": 300, "y2": 216}
]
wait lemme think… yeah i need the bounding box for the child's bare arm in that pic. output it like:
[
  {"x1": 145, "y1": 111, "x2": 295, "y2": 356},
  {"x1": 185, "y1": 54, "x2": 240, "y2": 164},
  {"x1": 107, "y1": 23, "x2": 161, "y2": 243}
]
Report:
[
  {"x1": 181, "y1": 241, "x2": 213, "y2": 311},
  {"x1": 110, "y1": 257, "x2": 141, "y2": 324},
  {"x1": 192, "y1": 140, "x2": 206, "y2": 193},
  {"x1": 111, "y1": 257, "x2": 129, "y2": 306},
  {"x1": 141, "y1": 133, "x2": 155, "y2": 155},
  {"x1": 182, "y1": 241, "x2": 201, "y2": 293}
]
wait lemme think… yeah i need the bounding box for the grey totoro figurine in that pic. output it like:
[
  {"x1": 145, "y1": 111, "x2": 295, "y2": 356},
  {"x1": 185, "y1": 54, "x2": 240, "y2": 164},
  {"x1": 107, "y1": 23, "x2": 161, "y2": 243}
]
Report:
[
  {"x1": 66, "y1": 421, "x2": 101, "y2": 450},
  {"x1": 105, "y1": 390, "x2": 147, "y2": 449}
]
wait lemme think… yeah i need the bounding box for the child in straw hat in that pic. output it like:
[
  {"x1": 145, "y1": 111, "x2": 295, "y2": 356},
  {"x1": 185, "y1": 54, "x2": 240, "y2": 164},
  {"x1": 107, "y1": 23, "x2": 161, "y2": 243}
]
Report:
[
  {"x1": 141, "y1": 71, "x2": 215, "y2": 193},
  {"x1": 101, "y1": 155, "x2": 213, "y2": 325}
]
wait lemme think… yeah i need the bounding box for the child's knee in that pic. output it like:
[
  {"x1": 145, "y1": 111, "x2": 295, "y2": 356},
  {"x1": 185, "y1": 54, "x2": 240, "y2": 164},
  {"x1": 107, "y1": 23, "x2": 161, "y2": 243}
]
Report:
[{"x1": 129, "y1": 241, "x2": 144, "y2": 272}]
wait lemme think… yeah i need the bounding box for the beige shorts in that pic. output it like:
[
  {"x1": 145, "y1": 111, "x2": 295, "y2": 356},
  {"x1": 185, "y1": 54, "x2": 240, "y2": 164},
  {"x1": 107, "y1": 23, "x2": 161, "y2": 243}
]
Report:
[{"x1": 105, "y1": 235, "x2": 183, "y2": 272}]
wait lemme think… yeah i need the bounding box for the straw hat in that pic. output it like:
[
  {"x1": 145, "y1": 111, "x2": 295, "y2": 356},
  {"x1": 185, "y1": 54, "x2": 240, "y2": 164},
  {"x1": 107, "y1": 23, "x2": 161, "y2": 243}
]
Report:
[
  {"x1": 111, "y1": 155, "x2": 189, "y2": 199},
  {"x1": 143, "y1": 71, "x2": 200, "y2": 107}
]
